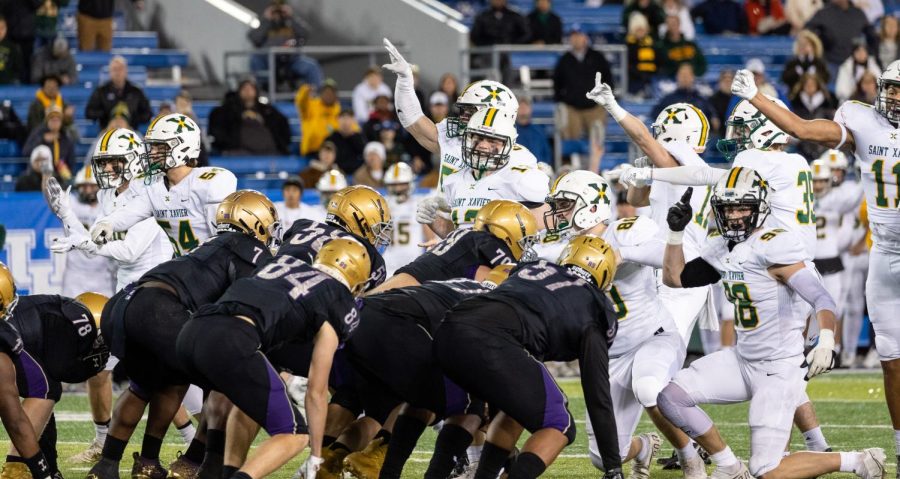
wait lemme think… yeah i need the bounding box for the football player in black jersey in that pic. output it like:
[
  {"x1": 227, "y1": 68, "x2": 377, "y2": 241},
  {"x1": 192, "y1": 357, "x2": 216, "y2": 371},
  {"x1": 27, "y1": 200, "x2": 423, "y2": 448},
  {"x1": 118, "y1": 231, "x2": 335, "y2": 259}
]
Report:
[
  {"x1": 175, "y1": 239, "x2": 370, "y2": 479},
  {"x1": 87, "y1": 190, "x2": 279, "y2": 479},
  {"x1": 434, "y1": 235, "x2": 622, "y2": 479},
  {"x1": 0, "y1": 272, "x2": 109, "y2": 479},
  {"x1": 367, "y1": 199, "x2": 538, "y2": 294}
]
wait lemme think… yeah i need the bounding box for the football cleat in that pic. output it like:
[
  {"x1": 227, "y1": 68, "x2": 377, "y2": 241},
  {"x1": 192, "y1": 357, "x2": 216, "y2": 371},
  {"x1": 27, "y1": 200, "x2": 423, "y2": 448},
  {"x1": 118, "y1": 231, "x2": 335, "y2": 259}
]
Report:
[
  {"x1": 131, "y1": 453, "x2": 167, "y2": 479},
  {"x1": 86, "y1": 458, "x2": 121, "y2": 479},
  {"x1": 343, "y1": 437, "x2": 388, "y2": 479},
  {"x1": 856, "y1": 448, "x2": 886, "y2": 479},
  {"x1": 629, "y1": 433, "x2": 662, "y2": 479},
  {"x1": 710, "y1": 461, "x2": 752, "y2": 479},
  {"x1": 682, "y1": 454, "x2": 709, "y2": 479},
  {"x1": 166, "y1": 452, "x2": 200, "y2": 479},
  {"x1": 70, "y1": 439, "x2": 104, "y2": 464},
  {"x1": 0, "y1": 462, "x2": 30, "y2": 479}
]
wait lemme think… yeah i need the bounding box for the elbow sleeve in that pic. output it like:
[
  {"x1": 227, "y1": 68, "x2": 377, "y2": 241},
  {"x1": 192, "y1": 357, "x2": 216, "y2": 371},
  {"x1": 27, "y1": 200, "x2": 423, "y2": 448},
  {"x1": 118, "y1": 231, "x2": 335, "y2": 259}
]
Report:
[{"x1": 787, "y1": 266, "x2": 837, "y2": 316}]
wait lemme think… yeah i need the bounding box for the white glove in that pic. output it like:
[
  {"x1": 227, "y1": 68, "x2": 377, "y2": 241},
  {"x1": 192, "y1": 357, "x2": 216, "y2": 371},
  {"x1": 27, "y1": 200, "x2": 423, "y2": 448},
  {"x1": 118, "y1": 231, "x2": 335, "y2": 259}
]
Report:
[
  {"x1": 620, "y1": 165, "x2": 653, "y2": 188},
  {"x1": 382, "y1": 38, "x2": 412, "y2": 78},
  {"x1": 51, "y1": 234, "x2": 98, "y2": 254},
  {"x1": 731, "y1": 69, "x2": 759, "y2": 100},
  {"x1": 296, "y1": 455, "x2": 324, "y2": 479},
  {"x1": 804, "y1": 329, "x2": 835, "y2": 380},
  {"x1": 585, "y1": 73, "x2": 627, "y2": 122},
  {"x1": 39, "y1": 155, "x2": 54, "y2": 177},
  {"x1": 90, "y1": 221, "x2": 114, "y2": 245},
  {"x1": 416, "y1": 196, "x2": 451, "y2": 225},
  {"x1": 45, "y1": 177, "x2": 72, "y2": 219}
]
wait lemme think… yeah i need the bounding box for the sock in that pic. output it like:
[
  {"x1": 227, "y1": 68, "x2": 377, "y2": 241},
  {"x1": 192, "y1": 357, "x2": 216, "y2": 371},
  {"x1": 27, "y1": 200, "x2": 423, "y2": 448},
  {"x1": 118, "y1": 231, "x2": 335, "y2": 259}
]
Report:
[
  {"x1": 177, "y1": 420, "x2": 196, "y2": 445},
  {"x1": 223, "y1": 465, "x2": 240, "y2": 478},
  {"x1": 94, "y1": 420, "x2": 110, "y2": 444},
  {"x1": 6, "y1": 455, "x2": 24, "y2": 463},
  {"x1": 323, "y1": 435, "x2": 337, "y2": 448},
  {"x1": 473, "y1": 442, "x2": 510, "y2": 479},
  {"x1": 840, "y1": 451, "x2": 862, "y2": 473},
  {"x1": 507, "y1": 452, "x2": 546, "y2": 479},
  {"x1": 199, "y1": 429, "x2": 225, "y2": 479},
  {"x1": 141, "y1": 435, "x2": 163, "y2": 461},
  {"x1": 183, "y1": 437, "x2": 206, "y2": 464},
  {"x1": 23, "y1": 451, "x2": 51, "y2": 479},
  {"x1": 231, "y1": 472, "x2": 252, "y2": 479},
  {"x1": 467, "y1": 444, "x2": 483, "y2": 464},
  {"x1": 676, "y1": 443, "x2": 699, "y2": 462},
  {"x1": 709, "y1": 447, "x2": 738, "y2": 468},
  {"x1": 424, "y1": 424, "x2": 473, "y2": 479},
  {"x1": 101, "y1": 435, "x2": 128, "y2": 462},
  {"x1": 894, "y1": 430, "x2": 900, "y2": 455},
  {"x1": 374, "y1": 429, "x2": 392, "y2": 443},
  {"x1": 380, "y1": 415, "x2": 427, "y2": 479},
  {"x1": 331, "y1": 441, "x2": 350, "y2": 452},
  {"x1": 635, "y1": 436, "x2": 650, "y2": 463},
  {"x1": 803, "y1": 426, "x2": 830, "y2": 452}
]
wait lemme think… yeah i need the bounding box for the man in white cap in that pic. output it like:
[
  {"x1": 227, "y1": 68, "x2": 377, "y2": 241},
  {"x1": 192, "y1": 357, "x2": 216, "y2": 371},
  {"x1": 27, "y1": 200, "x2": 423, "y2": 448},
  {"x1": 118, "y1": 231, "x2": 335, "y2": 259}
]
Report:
[{"x1": 353, "y1": 141, "x2": 387, "y2": 188}]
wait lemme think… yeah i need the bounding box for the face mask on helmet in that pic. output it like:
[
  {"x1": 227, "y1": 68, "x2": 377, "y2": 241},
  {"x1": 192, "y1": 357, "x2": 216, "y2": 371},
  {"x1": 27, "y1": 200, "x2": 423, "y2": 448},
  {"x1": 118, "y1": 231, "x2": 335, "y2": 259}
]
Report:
[
  {"x1": 463, "y1": 129, "x2": 512, "y2": 171},
  {"x1": 710, "y1": 170, "x2": 770, "y2": 243},
  {"x1": 876, "y1": 78, "x2": 900, "y2": 124},
  {"x1": 91, "y1": 129, "x2": 148, "y2": 189},
  {"x1": 447, "y1": 103, "x2": 480, "y2": 138},
  {"x1": 144, "y1": 114, "x2": 202, "y2": 179},
  {"x1": 716, "y1": 117, "x2": 758, "y2": 160}
]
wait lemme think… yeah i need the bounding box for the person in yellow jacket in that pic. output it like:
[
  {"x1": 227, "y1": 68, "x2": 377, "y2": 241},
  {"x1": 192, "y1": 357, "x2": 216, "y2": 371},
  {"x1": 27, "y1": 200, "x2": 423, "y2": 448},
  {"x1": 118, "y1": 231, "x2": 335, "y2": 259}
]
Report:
[{"x1": 295, "y1": 78, "x2": 341, "y2": 156}]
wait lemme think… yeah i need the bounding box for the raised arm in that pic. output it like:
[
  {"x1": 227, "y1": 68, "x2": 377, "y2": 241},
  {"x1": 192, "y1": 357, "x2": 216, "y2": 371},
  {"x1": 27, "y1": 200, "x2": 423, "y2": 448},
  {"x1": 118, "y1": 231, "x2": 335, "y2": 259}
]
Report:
[
  {"x1": 383, "y1": 38, "x2": 439, "y2": 153},
  {"x1": 621, "y1": 164, "x2": 726, "y2": 190},
  {"x1": 732, "y1": 69, "x2": 851, "y2": 149}
]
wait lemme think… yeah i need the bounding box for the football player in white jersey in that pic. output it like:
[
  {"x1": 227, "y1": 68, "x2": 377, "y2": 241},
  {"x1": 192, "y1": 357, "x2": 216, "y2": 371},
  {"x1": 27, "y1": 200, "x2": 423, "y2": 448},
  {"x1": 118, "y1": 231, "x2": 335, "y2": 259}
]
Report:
[
  {"x1": 731, "y1": 62, "x2": 900, "y2": 468},
  {"x1": 89, "y1": 114, "x2": 238, "y2": 255},
  {"x1": 275, "y1": 176, "x2": 324, "y2": 228},
  {"x1": 659, "y1": 167, "x2": 885, "y2": 479},
  {"x1": 316, "y1": 169, "x2": 348, "y2": 210},
  {"x1": 382, "y1": 162, "x2": 428, "y2": 275}
]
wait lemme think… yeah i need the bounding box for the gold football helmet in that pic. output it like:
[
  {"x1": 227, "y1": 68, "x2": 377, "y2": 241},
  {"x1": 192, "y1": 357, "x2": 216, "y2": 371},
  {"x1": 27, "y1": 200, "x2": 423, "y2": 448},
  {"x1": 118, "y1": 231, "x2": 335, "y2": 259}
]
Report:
[
  {"x1": 216, "y1": 190, "x2": 282, "y2": 247},
  {"x1": 482, "y1": 263, "x2": 514, "y2": 287},
  {"x1": 314, "y1": 238, "x2": 372, "y2": 296},
  {"x1": 0, "y1": 261, "x2": 16, "y2": 321},
  {"x1": 74, "y1": 292, "x2": 109, "y2": 329},
  {"x1": 557, "y1": 235, "x2": 617, "y2": 290},
  {"x1": 473, "y1": 200, "x2": 539, "y2": 260},
  {"x1": 326, "y1": 186, "x2": 393, "y2": 249}
]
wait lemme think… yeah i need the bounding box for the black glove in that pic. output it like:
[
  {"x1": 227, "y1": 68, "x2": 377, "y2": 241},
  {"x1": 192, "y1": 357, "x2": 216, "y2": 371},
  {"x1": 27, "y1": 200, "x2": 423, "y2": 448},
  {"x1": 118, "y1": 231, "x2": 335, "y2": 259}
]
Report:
[
  {"x1": 667, "y1": 187, "x2": 693, "y2": 232},
  {"x1": 603, "y1": 467, "x2": 624, "y2": 479}
]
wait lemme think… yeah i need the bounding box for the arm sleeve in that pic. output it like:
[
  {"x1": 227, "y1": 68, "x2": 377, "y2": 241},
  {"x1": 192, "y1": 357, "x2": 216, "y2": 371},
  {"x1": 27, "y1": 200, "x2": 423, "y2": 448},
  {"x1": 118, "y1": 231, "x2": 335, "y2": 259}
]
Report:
[
  {"x1": 619, "y1": 237, "x2": 665, "y2": 268},
  {"x1": 786, "y1": 265, "x2": 837, "y2": 315},
  {"x1": 652, "y1": 165, "x2": 727, "y2": 186},
  {"x1": 94, "y1": 217, "x2": 160, "y2": 263},
  {"x1": 100, "y1": 190, "x2": 153, "y2": 232},
  {"x1": 579, "y1": 323, "x2": 621, "y2": 471},
  {"x1": 680, "y1": 257, "x2": 721, "y2": 287}
]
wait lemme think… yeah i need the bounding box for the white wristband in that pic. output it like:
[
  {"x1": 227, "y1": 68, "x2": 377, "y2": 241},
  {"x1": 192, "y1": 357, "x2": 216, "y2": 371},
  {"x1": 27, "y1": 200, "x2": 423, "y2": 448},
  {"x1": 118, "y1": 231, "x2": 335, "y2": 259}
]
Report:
[
  {"x1": 607, "y1": 103, "x2": 628, "y2": 123},
  {"x1": 394, "y1": 72, "x2": 425, "y2": 128},
  {"x1": 667, "y1": 230, "x2": 684, "y2": 245}
]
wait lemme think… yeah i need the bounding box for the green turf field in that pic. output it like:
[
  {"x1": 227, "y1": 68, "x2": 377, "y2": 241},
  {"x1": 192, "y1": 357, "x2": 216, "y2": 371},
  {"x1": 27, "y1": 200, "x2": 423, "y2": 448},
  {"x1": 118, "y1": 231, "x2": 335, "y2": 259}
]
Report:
[{"x1": 1, "y1": 372, "x2": 895, "y2": 478}]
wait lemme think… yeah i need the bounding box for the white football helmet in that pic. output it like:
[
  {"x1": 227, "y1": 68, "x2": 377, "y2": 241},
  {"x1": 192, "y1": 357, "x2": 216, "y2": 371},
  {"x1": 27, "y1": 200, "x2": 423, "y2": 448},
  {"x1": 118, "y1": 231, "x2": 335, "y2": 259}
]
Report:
[
  {"x1": 74, "y1": 165, "x2": 96, "y2": 186},
  {"x1": 448, "y1": 80, "x2": 518, "y2": 137},
  {"x1": 316, "y1": 169, "x2": 348, "y2": 206},
  {"x1": 651, "y1": 102, "x2": 710, "y2": 152},
  {"x1": 383, "y1": 162, "x2": 415, "y2": 202},
  {"x1": 717, "y1": 96, "x2": 790, "y2": 160},
  {"x1": 810, "y1": 159, "x2": 833, "y2": 196},
  {"x1": 91, "y1": 128, "x2": 147, "y2": 189},
  {"x1": 545, "y1": 170, "x2": 612, "y2": 237},
  {"x1": 462, "y1": 107, "x2": 518, "y2": 171},
  {"x1": 820, "y1": 149, "x2": 848, "y2": 170},
  {"x1": 74, "y1": 165, "x2": 98, "y2": 203},
  {"x1": 144, "y1": 113, "x2": 202, "y2": 174},
  {"x1": 877, "y1": 59, "x2": 900, "y2": 124},
  {"x1": 710, "y1": 166, "x2": 771, "y2": 243}
]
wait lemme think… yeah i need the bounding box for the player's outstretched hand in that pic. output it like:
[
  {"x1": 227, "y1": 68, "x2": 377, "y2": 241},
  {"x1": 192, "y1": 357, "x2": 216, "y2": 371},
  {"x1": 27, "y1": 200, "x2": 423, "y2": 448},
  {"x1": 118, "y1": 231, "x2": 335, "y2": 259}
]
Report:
[
  {"x1": 667, "y1": 187, "x2": 693, "y2": 232},
  {"x1": 296, "y1": 455, "x2": 324, "y2": 479},
  {"x1": 804, "y1": 329, "x2": 836, "y2": 380},
  {"x1": 382, "y1": 38, "x2": 412, "y2": 77},
  {"x1": 416, "y1": 196, "x2": 451, "y2": 225},
  {"x1": 731, "y1": 69, "x2": 759, "y2": 100},
  {"x1": 51, "y1": 234, "x2": 97, "y2": 254},
  {"x1": 90, "y1": 221, "x2": 114, "y2": 245},
  {"x1": 44, "y1": 177, "x2": 72, "y2": 218},
  {"x1": 586, "y1": 73, "x2": 617, "y2": 109}
]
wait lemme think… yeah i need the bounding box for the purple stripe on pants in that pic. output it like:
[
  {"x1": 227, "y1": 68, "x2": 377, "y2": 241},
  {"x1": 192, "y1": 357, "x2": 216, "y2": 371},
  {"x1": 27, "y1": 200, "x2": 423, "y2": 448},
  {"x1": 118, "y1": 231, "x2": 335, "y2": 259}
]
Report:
[
  {"x1": 262, "y1": 353, "x2": 298, "y2": 435},
  {"x1": 443, "y1": 376, "x2": 471, "y2": 417},
  {"x1": 17, "y1": 351, "x2": 49, "y2": 399},
  {"x1": 539, "y1": 363, "x2": 571, "y2": 432}
]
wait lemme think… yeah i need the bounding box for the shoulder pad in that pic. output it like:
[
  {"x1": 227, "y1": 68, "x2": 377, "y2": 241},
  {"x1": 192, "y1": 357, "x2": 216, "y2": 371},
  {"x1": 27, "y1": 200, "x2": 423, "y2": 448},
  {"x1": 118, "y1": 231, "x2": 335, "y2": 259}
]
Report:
[
  {"x1": 610, "y1": 216, "x2": 659, "y2": 247},
  {"x1": 754, "y1": 228, "x2": 806, "y2": 266}
]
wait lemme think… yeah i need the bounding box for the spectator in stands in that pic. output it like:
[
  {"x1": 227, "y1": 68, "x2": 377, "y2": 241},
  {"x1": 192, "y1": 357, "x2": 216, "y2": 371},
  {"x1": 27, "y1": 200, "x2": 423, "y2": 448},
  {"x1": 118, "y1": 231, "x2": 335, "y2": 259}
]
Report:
[
  {"x1": 789, "y1": 73, "x2": 836, "y2": 159},
  {"x1": 353, "y1": 142, "x2": 386, "y2": 188},
  {"x1": 327, "y1": 110, "x2": 366, "y2": 174},
  {"x1": 851, "y1": 70, "x2": 879, "y2": 103},
  {"x1": 24, "y1": 105, "x2": 74, "y2": 180},
  {"x1": 781, "y1": 30, "x2": 830, "y2": 92},
  {"x1": 275, "y1": 177, "x2": 323, "y2": 226},
  {"x1": 625, "y1": 12, "x2": 657, "y2": 97},
  {"x1": 352, "y1": 67, "x2": 392, "y2": 124},
  {"x1": 437, "y1": 73, "x2": 459, "y2": 109},
  {"x1": 656, "y1": 15, "x2": 707, "y2": 77},
  {"x1": 691, "y1": 0, "x2": 747, "y2": 34},
  {"x1": 651, "y1": 63, "x2": 717, "y2": 128},
  {"x1": 725, "y1": 57, "x2": 788, "y2": 114},
  {"x1": 294, "y1": 78, "x2": 340, "y2": 156},
  {"x1": 0, "y1": 17, "x2": 22, "y2": 85},
  {"x1": 709, "y1": 69, "x2": 734, "y2": 137},
  {"x1": 527, "y1": 0, "x2": 563, "y2": 44},
  {"x1": 299, "y1": 140, "x2": 337, "y2": 188},
  {"x1": 16, "y1": 145, "x2": 57, "y2": 192},
  {"x1": 853, "y1": 0, "x2": 884, "y2": 24},
  {"x1": 27, "y1": 75, "x2": 66, "y2": 132},
  {"x1": 553, "y1": 25, "x2": 613, "y2": 140},
  {"x1": 376, "y1": 121, "x2": 408, "y2": 167},
  {"x1": 836, "y1": 39, "x2": 882, "y2": 102},
  {"x1": 0, "y1": 100, "x2": 26, "y2": 147},
  {"x1": 745, "y1": 0, "x2": 790, "y2": 35},
  {"x1": 208, "y1": 79, "x2": 291, "y2": 156},
  {"x1": 0, "y1": 3, "x2": 38, "y2": 83},
  {"x1": 806, "y1": 0, "x2": 875, "y2": 72},
  {"x1": 157, "y1": 101, "x2": 173, "y2": 116},
  {"x1": 248, "y1": 0, "x2": 323, "y2": 91},
  {"x1": 515, "y1": 98, "x2": 551, "y2": 165},
  {"x1": 35, "y1": 0, "x2": 65, "y2": 50},
  {"x1": 878, "y1": 15, "x2": 899, "y2": 68},
  {"x1": 76, "y1": 0, "x2": 114, "y2": 51},
  {"x1": 470, "y1": 0, "x2": 531, "y2": 47},
  {"x1": 622, "y1": 0, "x2": 666, "y2": 40},
  {"x1": 786, "y1": 0, "x2": 824, "y2": 34},
  {"x1": 30, "y1": 36, "x2": 77, "y2": 85},
  {"x1": 363, "y1": 95, "x2": 397, "y2": 140},
  {"x1": 85, "y1": 56, "x2": 152, "y2": 127},
  {"x1": 659, "y1": 0, "x2": 694, "y2": 40},
  {"x1": 173, "y1": 90, "x2": 209, "y2": 167},
  {"x1": 428, "y1": 91, "x2": 450, "y2": 123}
]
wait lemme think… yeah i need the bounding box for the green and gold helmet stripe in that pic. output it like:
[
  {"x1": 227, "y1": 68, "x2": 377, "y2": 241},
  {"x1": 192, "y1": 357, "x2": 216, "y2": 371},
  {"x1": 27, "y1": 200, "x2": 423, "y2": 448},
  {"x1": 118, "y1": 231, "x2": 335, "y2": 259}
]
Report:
[
  {"x1": 726, "y1": 167, "x2": 744, "y2": 188},
  {"x1": 99, "y1": 129, "x2": 116, "y2": 152},
  {"x1": 147, "y1": 114, "x2": 165, "y2": 132},
  {"x1": 687, "y1": 104, "x2": 709, "y2": 147},
  {"x1": 483, "y1": 108, "x2": 498, "y2": 127}
]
